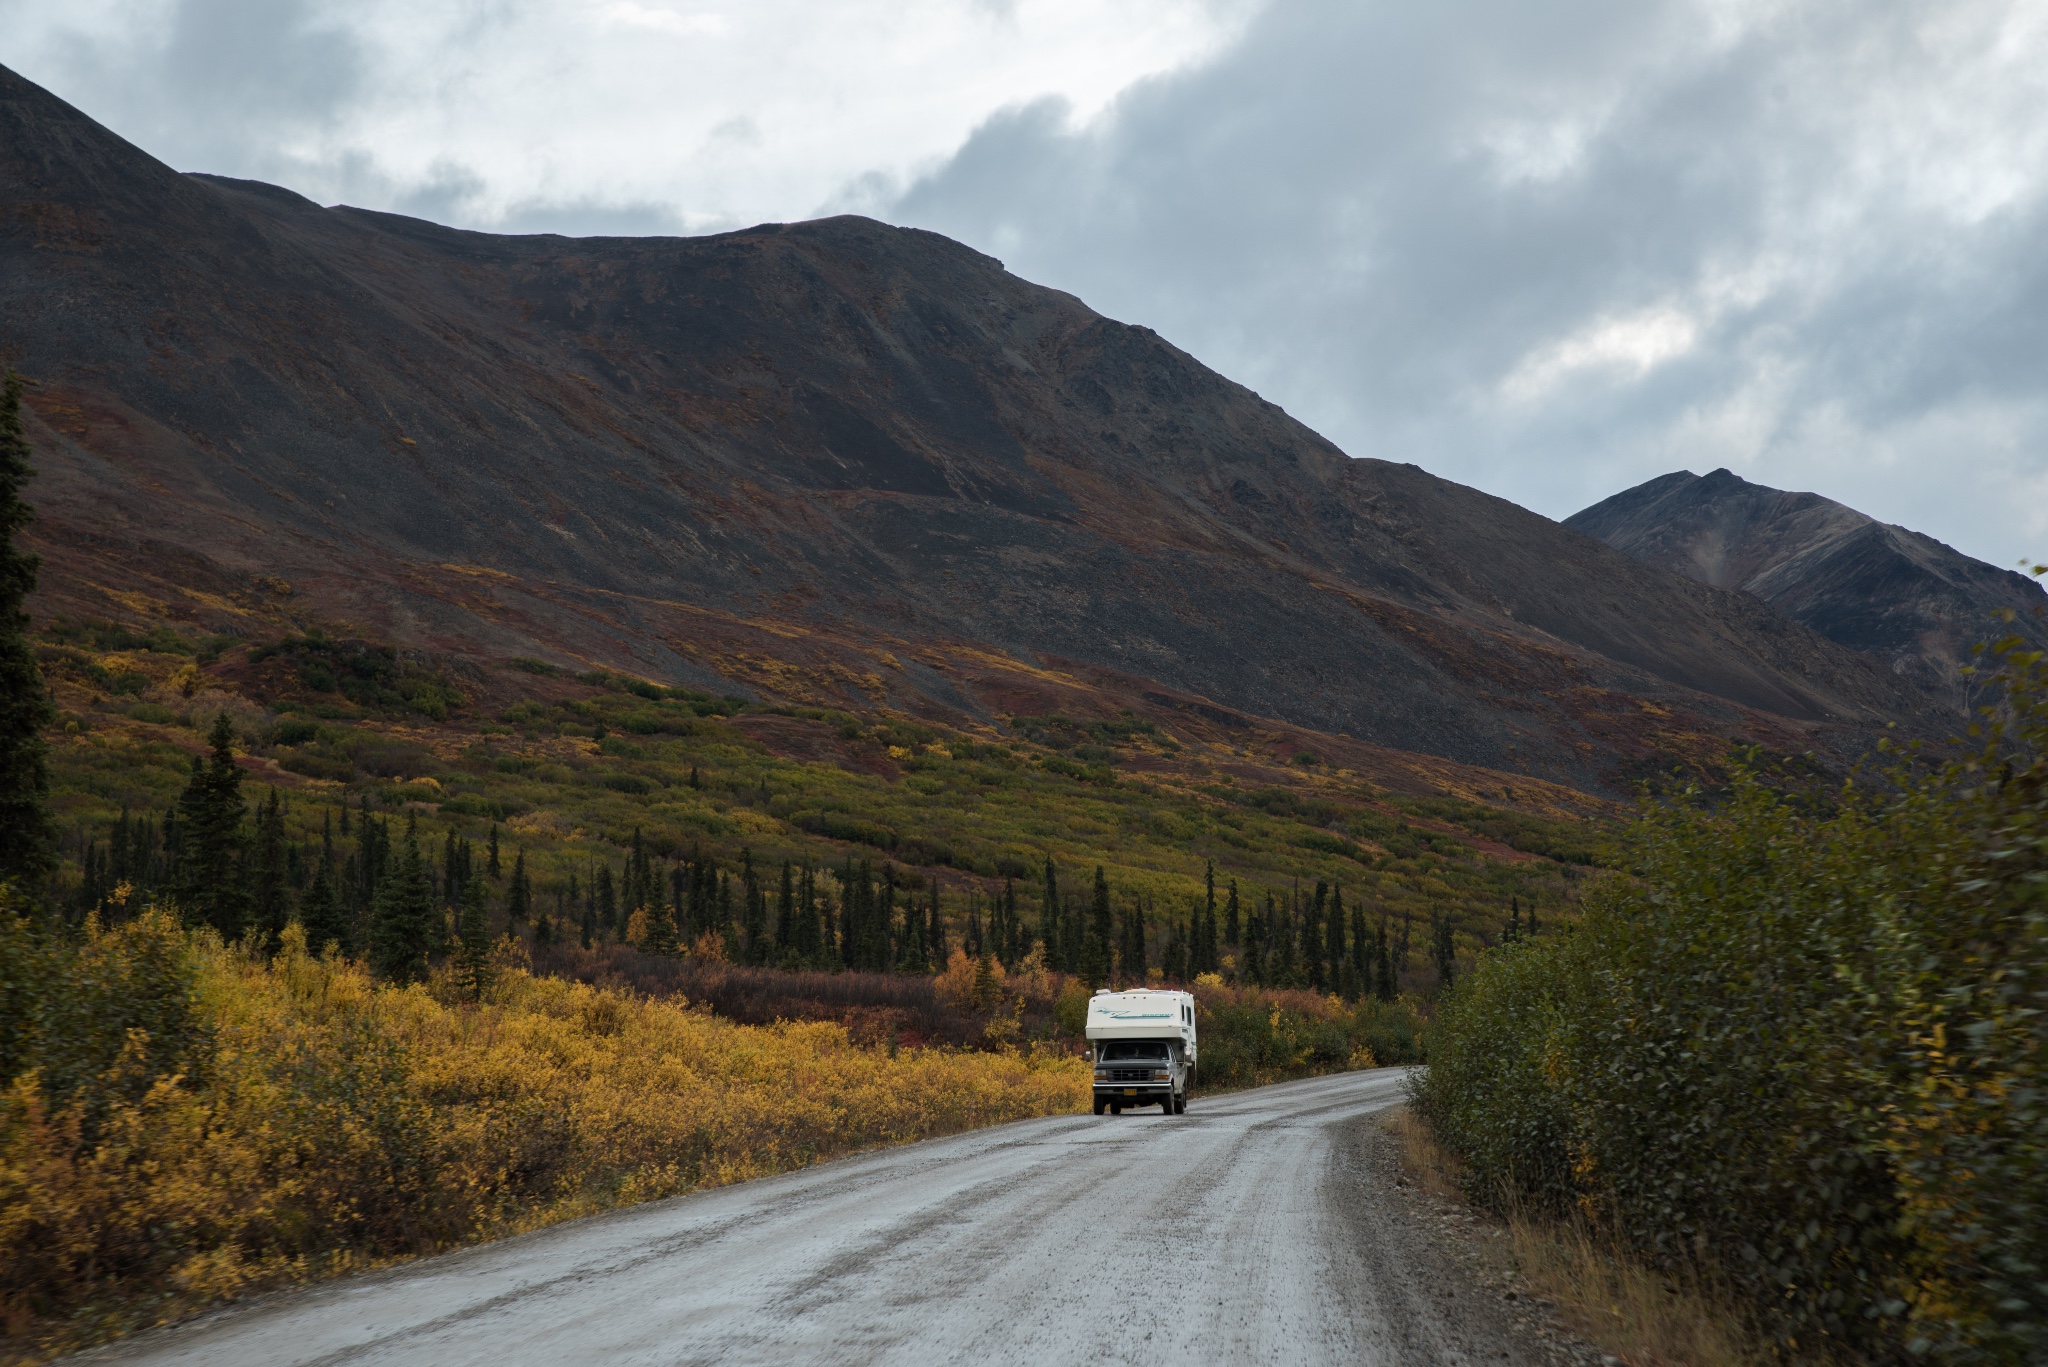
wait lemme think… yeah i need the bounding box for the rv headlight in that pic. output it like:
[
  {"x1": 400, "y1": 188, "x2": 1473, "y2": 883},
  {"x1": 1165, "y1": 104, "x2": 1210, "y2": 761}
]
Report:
[
  {"x1": 1152, "y1": 1070, "x2": 1171, "y2": 1082},
  {"x1": 1092, "y1": 1070, "x2": 1107, "y2": 1081}
]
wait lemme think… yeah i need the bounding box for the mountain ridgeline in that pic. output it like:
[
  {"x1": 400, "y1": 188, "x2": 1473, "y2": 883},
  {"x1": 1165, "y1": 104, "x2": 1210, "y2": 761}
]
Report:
[
  {"x1": 0, "y1": 62, "x2": 1943, "y2": 794},
  {"x1": 1569, "y1": 469, "x2": 2047, "y2": 706}
]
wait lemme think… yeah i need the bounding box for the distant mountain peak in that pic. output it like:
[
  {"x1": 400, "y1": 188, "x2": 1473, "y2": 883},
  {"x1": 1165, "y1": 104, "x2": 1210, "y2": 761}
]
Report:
[{"x1": 1567, "y1": 471, "x2": 2045, "y2": 704}]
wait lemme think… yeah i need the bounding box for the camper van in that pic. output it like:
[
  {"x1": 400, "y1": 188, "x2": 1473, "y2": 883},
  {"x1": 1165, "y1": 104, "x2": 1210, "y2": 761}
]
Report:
[{"x1": 1085, "y1": 988, "x2": 1198, "y2": 1115}]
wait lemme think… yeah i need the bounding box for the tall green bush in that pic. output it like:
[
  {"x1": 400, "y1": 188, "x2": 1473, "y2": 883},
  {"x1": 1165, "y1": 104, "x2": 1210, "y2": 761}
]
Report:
[{"x1": 1417, "y1": 627, "x2": 2048, "y2": 1363}]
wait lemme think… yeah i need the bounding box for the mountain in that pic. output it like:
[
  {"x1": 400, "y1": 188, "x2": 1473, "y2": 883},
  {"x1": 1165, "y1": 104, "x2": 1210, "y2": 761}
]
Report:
[
  {"x1": 0, "y1": 64, "x2": 1941, "y2": 796},
  {"x1": 1566, "y1": 469, "x2": 2048, "y2": 705}
]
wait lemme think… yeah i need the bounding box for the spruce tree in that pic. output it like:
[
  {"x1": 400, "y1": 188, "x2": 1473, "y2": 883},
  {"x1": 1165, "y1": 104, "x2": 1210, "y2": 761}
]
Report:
[
  {"x1": 455, "y1": 875, "x2": 493, "y2": 1000},
  {"x1": 0, "y1": 372, "x2": 55, "y2": 890},
  {"x1": 926, "y1": 881, "x2": 945, "y2": 966},
  {"x1": 370, "y1": 818, "x2": 434, "y2": 984},
  {"x1": 1348, "y1": 900, "x2": 1369, "y2": 1000},
  {"x1": 740, "y1": 849, "x2": 767, "y2": 963},
  {"x1": 596, "y1": 864, "x2": 617, "y2": 936},
  {"x1": 301, "y1": 855, "x2": 349, "y2": 955},
  {"x1": 1375, "y1": 919, "x2": 1396, "y2": 1001},
  {"x1": 1326, "y1": 883, "x2": 1346, "y2": 994},
  {"x1": 1431, "y1": 911, "x2": 1457, "y2": 993},
  {"x1": 646, "y1": 896, "x2": 679, "y2": 955},
  {"x1": 249, "y1": 787, "x2": 290, "y2": 949},
  {"x1": 775, "y1": 860, "x2": 794, "y2": 955},
  {"x1": 1041, "y1": 857, "x2": 1059, "y2": 966},
  {"x1": 506, "y1": 849, "x2": 530, "y2": 930},
  {"x1": 1082, "y1": 865, "x2": 1112, "y2": 986},
  {"x1": 1117, "y1": 901, "x2": 1146, "y2": 984},
  {"x1": 487, "y1": 824, "x2": 502, "y2": 880},
  {"x1": 1224, "y1": 880, "x2": 1241, "y2": 948},
  {"x1": 175, "y1": 714, "x2": 248, "y2": 937}
]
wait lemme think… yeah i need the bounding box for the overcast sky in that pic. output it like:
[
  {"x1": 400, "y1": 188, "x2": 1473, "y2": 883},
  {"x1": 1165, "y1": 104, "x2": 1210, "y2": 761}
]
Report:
[{"x1": 6, "y1": 0, "x2": 2046, "y2": 571}]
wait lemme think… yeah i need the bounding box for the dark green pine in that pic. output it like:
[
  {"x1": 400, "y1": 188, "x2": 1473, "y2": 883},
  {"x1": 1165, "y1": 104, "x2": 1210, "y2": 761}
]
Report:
[
  {"x1": 369, "y1": 818, "x2": 435, "y2": 984},
  {"x1": 174, "y1": 713, "x2": 249, "y2": 938},
  {"x1": 0, "y1": 373, "x2": 55, "y2": 891}
]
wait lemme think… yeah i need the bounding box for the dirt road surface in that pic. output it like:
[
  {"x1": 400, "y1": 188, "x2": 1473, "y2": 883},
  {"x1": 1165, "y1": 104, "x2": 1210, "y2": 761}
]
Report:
[{"x1": 81, "y1": 1068, "x2": 1565, "y2": 1366}]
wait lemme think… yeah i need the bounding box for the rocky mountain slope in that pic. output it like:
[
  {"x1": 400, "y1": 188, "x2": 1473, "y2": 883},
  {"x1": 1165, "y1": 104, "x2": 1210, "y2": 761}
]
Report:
[
  {"x1": 1, "y1": 64, "x2": 1939, "y2": 794},
  {"x1": 1567, "y1": 469, "x2": 2047, "y2": 707}
]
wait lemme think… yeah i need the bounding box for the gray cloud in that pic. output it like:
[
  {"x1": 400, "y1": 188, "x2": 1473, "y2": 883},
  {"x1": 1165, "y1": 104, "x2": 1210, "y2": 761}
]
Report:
[
  {"x1": 40, "y1": 0, "x2": 365, "y2": 176},
  {"x1": 889, "y1": 0, "x2": 2048, "y2": 568}
]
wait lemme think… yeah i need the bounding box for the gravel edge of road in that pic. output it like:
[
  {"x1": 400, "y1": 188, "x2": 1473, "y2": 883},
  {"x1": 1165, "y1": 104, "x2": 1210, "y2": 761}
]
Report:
[{"x1": 1352, "y1": 1106, "x2": 1612, "y2": 1367}]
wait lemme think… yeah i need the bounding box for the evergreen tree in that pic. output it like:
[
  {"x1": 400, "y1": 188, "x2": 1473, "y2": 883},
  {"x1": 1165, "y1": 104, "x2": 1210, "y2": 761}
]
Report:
[
  {"x1": 301, "y1": 853, "x2": 349, "y2": 955},
  {"x1": 1082, "y1": 865, "x2": 1112, "y2": 986},
  {"x1": 740, "y1": 849, "x2": 767, "y2": 963},
  {"x1": 370, "y1": 818, "x2": 435, "y2": 984},
  {"x1": 645, "y1": 895, "x2": 679, "y2": 955},
  {"x1": 1243, "y1": 893, "x2": 1267, "y2": 986},
  {"x1": 1503, "y1": 895, "x2": 1522, "y2": 944},
  {"x1": 1117, "y1": 900, "x2": 1147, "y2": 984},
  {"x1": 175, "y1": 714, "x2": 248, "y2": 937},
  {"x1": 455, "y1": 875, "x2": 493, "y2": 1000},
  {"x1": 1348, "y1": 900, "x2": 1370, "y2": 1001},
  {"x1": 0, "y1": 372, "x2": 55, "y2": 891},
  {"x1": 1307, "y1": 881, "x2": 1329, "y2": 990},
  {"x1": 506, "y1": 849, "x2": 530, "y2": 931},
  {"x1": 1224, "y1": 880, "x2": 1241, "y2": 948},
  {"x1": 1001, "y1": 878, "x2": 1022, "y2": 967},
  {"x1": 898, "y1": 877, "x2": 928, "y2": 974},
  {"x1": 1326, "y1": 883, "x2": 1347, "y2": 996},
  {"x1": 1375, "y1": 918, "x2": 1396, "y2": 1001},
  {"x1": 965, "y1": 893, "x2": 984, "y2": 958},
  {"x1": 1431, "y1": 911, "x2": 1457, "y2": 993},
  {"x1": 926, "y1": 880, "x2": 945, "y2": 966},
  {"x1": 442, "y1": 827, "x2": 461, "y2": 906},
  {"x1": 1041, "y1": 857, "x2": 1059, "y2": 966},
  {"x1": 248, "y1": 787, "x2": 290, "y2": 949},
  {"x1": 775, "y1": 860, "x2": 794, "y2": 957},
  {"x1": 596, "y1": 864, "x2": 617, "y2": 936},
  {"x1": 487, "y1": 824, "x2": 502, "y2": 880}
]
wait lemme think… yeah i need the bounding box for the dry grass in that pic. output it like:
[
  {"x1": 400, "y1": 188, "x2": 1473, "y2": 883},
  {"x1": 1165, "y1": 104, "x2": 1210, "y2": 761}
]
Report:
[{"x1": 1389, "y1": 1106, "x2": 1768, "y2": 1367}]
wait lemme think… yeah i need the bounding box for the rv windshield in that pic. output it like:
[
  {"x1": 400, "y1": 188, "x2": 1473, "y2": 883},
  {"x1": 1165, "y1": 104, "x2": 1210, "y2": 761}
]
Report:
[{"x1": 1100, "y1": 1041, "x2": 1170, "y2": 1061}]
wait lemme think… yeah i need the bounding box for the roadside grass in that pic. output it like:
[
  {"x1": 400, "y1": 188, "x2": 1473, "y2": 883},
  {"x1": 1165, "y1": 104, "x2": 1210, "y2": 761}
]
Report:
[{"x1": 1389, "y1": 1107, "x2": 1767, "y2": 1367}]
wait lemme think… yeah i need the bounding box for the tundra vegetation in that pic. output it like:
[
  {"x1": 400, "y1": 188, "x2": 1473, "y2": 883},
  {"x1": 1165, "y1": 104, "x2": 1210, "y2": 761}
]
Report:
[
  {"x1": 1418, "y1": 616, "x2": 2048, "y2": 1364},
  {"x1": 0, "y1": 372, "x2": 1605, "y2": 1356}
]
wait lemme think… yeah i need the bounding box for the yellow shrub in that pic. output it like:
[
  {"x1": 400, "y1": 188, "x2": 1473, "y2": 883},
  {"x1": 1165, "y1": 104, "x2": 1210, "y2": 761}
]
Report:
[{"x1": 1, "y1": 920, "x2": 1088, "y2": 1358}]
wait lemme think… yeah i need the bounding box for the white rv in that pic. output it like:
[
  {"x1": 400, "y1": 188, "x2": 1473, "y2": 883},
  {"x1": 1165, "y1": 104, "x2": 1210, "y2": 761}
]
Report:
[{"x1": 1085, "y1": 988, "x2": 1198, "y2": 1115}]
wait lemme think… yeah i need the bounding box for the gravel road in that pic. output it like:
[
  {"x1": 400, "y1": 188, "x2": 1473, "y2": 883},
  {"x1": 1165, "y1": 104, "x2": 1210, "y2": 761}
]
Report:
[{"x1": 82, "y1": 1068, "x2": 1563, "y2": 1367}]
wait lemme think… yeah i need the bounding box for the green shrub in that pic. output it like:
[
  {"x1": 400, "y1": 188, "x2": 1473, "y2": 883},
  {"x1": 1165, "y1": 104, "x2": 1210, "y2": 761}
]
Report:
[{"x1": 1417, "y1": 631, "x2": 2048, "y2": 1363}]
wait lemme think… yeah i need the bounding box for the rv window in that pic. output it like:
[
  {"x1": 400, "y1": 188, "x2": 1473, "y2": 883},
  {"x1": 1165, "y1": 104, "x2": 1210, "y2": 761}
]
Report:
[{"x1": 1100, "y1": 1041, "x2": 1170, "y2": 1061}]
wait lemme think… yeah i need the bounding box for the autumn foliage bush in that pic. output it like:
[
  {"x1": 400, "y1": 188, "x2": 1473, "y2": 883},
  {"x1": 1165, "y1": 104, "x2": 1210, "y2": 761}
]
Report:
[
  {"x1": 0, "y1": 911, "x2": 1087, "y2": 1357},
  {"x1": 1190, "y1": 979, "x2": 1423, "y2": 1089},
  {"x1": 1417, "y1": 632, "x2": 2048, "y2": 1364}
]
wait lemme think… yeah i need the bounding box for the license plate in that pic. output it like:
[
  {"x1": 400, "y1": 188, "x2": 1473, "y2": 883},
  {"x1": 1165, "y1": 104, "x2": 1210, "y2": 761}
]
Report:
[{"x1": 1123, "y1": 1089, "x2": 1136, "y2": 1096}]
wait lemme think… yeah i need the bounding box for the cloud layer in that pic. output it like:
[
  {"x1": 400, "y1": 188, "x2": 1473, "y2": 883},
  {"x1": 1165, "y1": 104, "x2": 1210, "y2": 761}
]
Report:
[
  {"x1": 3, "y1": 0, "x2": 1248, "y2": 231},
  {"x1": 890, "y1": 0, "x2": 2048, "y2": 568}
]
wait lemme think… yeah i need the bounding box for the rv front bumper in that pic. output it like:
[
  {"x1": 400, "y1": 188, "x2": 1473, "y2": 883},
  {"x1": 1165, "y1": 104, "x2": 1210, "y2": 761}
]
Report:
[{"x1": 1094, "y1": 1084, "x2": 1171, "y2": 1099}]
